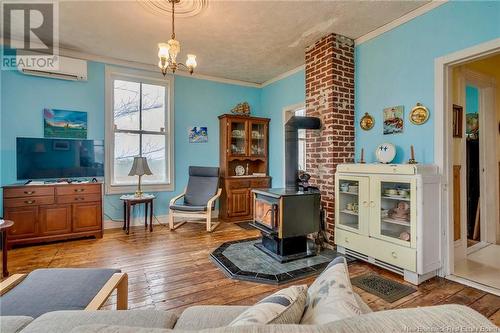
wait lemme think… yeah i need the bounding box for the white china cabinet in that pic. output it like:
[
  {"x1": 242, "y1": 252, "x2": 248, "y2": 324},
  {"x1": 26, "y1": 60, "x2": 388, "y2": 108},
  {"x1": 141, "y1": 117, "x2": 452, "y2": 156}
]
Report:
[{"x1": 335, "y1": 164, "x2": 441, "y2": 285}]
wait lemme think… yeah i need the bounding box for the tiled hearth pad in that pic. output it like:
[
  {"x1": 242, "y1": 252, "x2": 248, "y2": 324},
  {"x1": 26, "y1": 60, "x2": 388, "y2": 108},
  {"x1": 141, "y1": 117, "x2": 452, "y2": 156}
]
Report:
[{"x1": 210, "y1": 238, "x2": 354, "y2": 285}]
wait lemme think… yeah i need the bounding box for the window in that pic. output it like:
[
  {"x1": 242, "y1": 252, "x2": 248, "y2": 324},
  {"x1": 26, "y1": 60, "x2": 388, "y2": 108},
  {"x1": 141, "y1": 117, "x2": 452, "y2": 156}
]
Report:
[
  {"x1": 105, "y1": 67, "x2": 173, "y2": 194},
  {"x1": 294, "y1": 107, "x2": 307, "y2": 171},
  {"x1": 283, "y1": 103, "x2": 307, "y2": 179}
]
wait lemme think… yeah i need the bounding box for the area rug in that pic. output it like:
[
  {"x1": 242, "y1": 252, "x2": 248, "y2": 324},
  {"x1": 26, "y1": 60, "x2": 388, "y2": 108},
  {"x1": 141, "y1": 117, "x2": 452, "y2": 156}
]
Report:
[
  {"x1": 210, "y1": 237, "x2": 355, "y2": 285},
  {"x1": 351, "y1": 274, "x2": 416, "y2": 303}
]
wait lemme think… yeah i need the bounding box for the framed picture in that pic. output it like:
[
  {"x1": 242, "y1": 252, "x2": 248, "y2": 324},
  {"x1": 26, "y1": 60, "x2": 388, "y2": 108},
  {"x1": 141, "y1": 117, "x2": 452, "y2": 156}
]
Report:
[
  {"x1": 452, "y1": 104, "x2": 463, "y2": 138},
  {"x1": 44, "y1": 109, "x2": 87, "y2": 139},
  {"x1": 383, "y1": 105, "x2": 404, "y2": 135},
  {"x1": 188, "y1": 126, "x2": 208, "y2": 143}
]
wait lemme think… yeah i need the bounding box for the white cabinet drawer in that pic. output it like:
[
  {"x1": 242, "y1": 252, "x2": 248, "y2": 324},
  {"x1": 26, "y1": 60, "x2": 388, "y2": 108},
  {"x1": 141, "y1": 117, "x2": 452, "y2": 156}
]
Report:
[
  {"x1": 335, "y1": 228, "x2": 416, "y2": 272},
  {"x1": 335, "y1": 228, "x2": 369, "y2": 253},
  {"x1": 370, "y1": 237, "x2": 416, "y2": 271}
]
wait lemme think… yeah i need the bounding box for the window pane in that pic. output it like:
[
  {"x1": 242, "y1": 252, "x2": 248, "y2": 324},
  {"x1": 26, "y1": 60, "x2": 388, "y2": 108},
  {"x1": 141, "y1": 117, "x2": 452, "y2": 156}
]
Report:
[
  {"x1": 114, "y1": 80, "x2": 140, "y2": 130},
  {"x1": 142, "y1": 83, "x2": 166, "y2": 132},
  {"x1": 295, "y1": 108, "x2": 306, "y2": 116},
  {"x1": 114, "y1": 132, "x2": 140, "y2": 184},
  {"x1": 142, "y1": 134, "x2": 167, "y2": 184}
]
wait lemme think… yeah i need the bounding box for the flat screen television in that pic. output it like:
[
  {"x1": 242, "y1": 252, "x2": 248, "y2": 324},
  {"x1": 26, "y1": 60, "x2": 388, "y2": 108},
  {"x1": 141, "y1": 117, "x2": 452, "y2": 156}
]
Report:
[{"x1": 17, "y1": 137, "x2": 104, "y2": 180}]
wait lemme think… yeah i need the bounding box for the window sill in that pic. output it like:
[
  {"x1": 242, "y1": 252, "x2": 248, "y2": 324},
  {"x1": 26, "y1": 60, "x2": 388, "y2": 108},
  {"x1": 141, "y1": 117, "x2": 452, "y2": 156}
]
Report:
[{"x1": 105, "y1": 183, "x2": 174, "y2": 195}]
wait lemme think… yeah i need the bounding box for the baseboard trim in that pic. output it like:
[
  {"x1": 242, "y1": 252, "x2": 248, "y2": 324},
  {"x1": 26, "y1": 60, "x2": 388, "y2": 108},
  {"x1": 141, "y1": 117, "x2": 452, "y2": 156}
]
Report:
[
  {"x1": 103, "y1": 214, "x2": 169, "y2": 230},
  {"x1": 446, "y1": 274, "x2": 500, "y2": 296}
]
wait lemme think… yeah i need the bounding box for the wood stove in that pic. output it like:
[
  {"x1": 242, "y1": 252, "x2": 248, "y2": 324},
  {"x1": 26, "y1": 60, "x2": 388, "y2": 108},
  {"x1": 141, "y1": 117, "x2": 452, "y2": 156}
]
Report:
[
  {"x1": 250, "y1": 116, "x2": 322, "y2": 262},
  {"x1": 251, "y1": 188, "x2": 321, "y2": 262}
]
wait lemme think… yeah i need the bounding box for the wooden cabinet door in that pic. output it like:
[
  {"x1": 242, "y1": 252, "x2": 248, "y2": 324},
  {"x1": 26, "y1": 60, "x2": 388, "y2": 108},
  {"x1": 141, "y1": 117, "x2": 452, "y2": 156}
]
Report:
[
  {"x1": 227, "y1": 119, "x2": 248, "y2": 156},
  {"x1": 39, "y1": 204, "x2": 71, "y2": 236},
  {"x1": 228, "y1": 189, "x2": 250, "y2": 217},
  {"x1": 248, "y1": 120, "x2": 268, "y2": 157},
  {"x1": 72, "y1": 202, "x2": 102, "y2": 232},
  {"x1": 4, "y1": 206, "x2": 39, "y2": 239}
]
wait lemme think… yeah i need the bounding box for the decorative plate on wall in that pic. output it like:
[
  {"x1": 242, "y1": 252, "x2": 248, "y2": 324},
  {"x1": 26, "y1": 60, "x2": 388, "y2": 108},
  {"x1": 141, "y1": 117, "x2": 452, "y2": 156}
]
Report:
[
  {"x1": 375, "y1": 143, "x2": 396, "y2": 164},
  {"x1": 409, "y1": 103, "x2": 430, "y2": 125},
  {"x1": 360, "y1": 112, "x2": 375, "y2": 130}
]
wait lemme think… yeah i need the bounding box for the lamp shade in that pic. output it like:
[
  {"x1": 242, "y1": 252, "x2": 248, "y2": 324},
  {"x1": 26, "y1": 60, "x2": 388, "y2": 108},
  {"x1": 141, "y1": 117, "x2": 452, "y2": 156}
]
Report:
[{"x1": 128, "y1": 157, "x2": 153, "y2": 176}]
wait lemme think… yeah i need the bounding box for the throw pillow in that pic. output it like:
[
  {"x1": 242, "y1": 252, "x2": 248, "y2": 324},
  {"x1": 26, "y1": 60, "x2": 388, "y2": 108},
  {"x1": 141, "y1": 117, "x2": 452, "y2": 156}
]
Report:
[
  {"x1": 300, "y1": 256, "x2": 361, "y2": 325},
  {"x1": 228, "y1": 285, "x2": 307, "y2": 326}
]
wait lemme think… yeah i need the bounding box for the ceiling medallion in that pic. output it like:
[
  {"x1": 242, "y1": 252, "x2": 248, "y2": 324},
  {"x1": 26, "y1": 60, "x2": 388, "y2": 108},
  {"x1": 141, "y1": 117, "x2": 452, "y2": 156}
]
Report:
[
  {"x1": 157, "y1": 0, "x2": 197, "y2": 76},
  {"x1": 139, "y1": 0, "x2": 208, "y2": 18}
]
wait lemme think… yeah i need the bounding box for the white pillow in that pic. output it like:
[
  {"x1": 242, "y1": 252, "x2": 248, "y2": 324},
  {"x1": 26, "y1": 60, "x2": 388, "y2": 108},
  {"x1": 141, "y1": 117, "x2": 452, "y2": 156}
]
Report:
[
  {"x1": 301, "y1": 257, "x2": 361, "y2": 324},
  {"x1": 229, "y1": 285, "x2": 307, "y2": 326}
]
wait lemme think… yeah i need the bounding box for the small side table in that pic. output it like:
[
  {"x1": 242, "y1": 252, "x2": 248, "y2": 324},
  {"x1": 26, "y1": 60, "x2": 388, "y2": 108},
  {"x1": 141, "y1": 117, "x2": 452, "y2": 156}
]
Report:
[
  {"x1": 0, "y1": 220, "x2": 14, "y2": 277},
  {"x1": 119, "y1": 194, "x2": 155, "y2": 235}
]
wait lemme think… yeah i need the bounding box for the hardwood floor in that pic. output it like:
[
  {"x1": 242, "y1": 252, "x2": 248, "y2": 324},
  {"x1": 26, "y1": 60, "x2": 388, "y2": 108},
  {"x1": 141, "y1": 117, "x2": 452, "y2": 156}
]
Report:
[{"x1": 3, "y1": 222, "x2": 500, "y2": 325}]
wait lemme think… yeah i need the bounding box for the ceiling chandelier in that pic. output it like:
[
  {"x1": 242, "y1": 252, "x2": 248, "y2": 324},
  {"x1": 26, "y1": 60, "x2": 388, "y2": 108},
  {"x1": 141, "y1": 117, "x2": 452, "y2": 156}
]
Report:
[{"x1": 157, "y1": 0, "x2": 197, "y2": 76}]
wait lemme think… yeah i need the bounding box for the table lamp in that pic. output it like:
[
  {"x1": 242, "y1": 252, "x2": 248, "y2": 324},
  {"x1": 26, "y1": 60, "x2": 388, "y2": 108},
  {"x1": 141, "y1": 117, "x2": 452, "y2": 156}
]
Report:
[{"x1": 128, "y1": 157, "x2": 153, "y2": 197}]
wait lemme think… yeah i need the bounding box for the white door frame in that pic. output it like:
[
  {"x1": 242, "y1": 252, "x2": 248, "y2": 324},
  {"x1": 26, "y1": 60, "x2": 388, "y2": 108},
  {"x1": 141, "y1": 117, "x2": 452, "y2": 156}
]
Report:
[
  {"x1": 454, "y1": 69, "x2": 498, "y2": 259},
  {"x1": 282, "y1": 103, "x2": 305, "y2": 187},
  {"x1": 434, "y1": 37, "x2": 500, "y2": 276},
  {"x1": 464, "y1": 70, "x2": 497, "y2": 246}
]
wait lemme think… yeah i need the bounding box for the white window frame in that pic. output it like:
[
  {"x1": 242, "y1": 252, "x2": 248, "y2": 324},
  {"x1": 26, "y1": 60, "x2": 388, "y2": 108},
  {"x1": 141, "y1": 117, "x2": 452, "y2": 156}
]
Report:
[
  {"x1": 282, "y1": 102, "x2": 306, "y2": 186},
  {"x1": 104, "y1": 65, "x2": 174, "y2": 195}
]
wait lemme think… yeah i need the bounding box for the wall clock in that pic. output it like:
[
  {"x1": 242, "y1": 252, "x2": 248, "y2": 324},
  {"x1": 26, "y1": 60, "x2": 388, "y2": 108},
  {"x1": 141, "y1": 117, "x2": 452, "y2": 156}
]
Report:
[
  {"x1": 409, "y1": 103, "x2": 430, "y2": 125},
  {"x1": 360, "y1": 112, "x2": 375, "y2": 130}
]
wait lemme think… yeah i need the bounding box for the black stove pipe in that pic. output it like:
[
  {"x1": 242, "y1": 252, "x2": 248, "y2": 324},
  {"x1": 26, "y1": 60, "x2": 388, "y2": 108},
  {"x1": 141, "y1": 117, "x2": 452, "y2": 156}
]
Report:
[{"x1": 285, "y1": 116, "x2": 321, "y2": 190}]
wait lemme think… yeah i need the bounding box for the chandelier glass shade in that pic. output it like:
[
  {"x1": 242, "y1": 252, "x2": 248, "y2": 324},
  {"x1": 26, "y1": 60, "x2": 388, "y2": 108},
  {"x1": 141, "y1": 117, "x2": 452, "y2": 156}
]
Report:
[{"x1": 158, "y1": 0, "x2": 197, "y2": 76}]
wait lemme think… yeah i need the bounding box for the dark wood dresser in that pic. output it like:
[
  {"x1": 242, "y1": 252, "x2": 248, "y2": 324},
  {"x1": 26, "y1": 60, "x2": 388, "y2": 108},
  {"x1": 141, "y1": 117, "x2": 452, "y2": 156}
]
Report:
[
  {"x1": 219, "y1": 114, "x2": 271, "y2": 222},
  {"x1": 2, "y1": 182, "x2": 103, "y2": 248}
]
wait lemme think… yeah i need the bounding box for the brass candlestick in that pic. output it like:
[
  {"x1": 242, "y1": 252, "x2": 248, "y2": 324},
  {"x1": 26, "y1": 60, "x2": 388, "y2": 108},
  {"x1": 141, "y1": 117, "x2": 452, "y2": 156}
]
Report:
[
  {"x1": 359, "y1": 148, "x2": 366, "y2": 164},
  {"x1": 408, "y1": 145, "x2": 417, "y2": 164}
]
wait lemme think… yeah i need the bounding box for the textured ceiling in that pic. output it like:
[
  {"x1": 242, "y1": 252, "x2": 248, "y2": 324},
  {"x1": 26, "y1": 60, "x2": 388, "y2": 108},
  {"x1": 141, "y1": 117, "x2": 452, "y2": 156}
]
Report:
[{"x1": 53, "y1": 1, "x2": 429, "y2": 84}]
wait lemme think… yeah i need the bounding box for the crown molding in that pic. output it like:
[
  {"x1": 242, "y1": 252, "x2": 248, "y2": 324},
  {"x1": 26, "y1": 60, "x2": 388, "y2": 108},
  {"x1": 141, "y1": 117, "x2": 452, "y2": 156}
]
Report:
[
  {"x1": 260, "y1": 64, "x2": 305, "y2": 88},
  {"x1": 58, "y1": 47, "x2": 262, "y2": 88},
  {"x1": 2, "y1": 40, "x2": 261, "y2": 88},
  {"x1": 355, "y1": 0, "x2": 448, "y2": 45}
]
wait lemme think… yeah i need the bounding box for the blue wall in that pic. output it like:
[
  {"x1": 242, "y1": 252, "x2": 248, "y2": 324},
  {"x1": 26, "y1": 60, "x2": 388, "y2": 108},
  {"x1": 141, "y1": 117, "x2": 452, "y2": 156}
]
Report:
[
  {"x1": 466, "y1": 85, "x2": 479, "y2": 114},
  {"x1": 355, "y1": 1, "x2": 500, "y2": 164},
  {"x1": 259, "y1": 70, "x2": 305, "y2": 187},
  {"x1": 0, "y1": 62, "x2": 260, "y2": 218}
]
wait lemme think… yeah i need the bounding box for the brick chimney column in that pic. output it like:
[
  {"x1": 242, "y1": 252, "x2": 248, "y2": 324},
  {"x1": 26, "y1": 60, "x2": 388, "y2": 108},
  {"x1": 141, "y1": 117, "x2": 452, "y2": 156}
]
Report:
[{"x1": 305, "y1": 33, "x2": 355, "y2": 243}]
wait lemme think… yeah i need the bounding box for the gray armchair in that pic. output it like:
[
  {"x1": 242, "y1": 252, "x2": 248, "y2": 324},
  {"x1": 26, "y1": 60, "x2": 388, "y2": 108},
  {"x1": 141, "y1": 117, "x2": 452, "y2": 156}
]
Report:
[{"x1": 168, "y1": 166, "x2": 222, "y2": 232}]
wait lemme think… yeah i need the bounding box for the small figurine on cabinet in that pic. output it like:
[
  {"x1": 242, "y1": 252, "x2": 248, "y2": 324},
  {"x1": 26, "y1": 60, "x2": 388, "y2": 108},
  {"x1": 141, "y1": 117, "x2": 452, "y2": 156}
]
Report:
[{"x1": 389, "y1": 201, "x2": 410, "y2": 221}]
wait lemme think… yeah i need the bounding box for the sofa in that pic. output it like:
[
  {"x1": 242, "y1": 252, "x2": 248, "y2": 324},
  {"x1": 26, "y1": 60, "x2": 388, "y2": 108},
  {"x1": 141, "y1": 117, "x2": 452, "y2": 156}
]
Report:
[{"x1": 1, "y1": 258, "x2": 496, "y2": 333}]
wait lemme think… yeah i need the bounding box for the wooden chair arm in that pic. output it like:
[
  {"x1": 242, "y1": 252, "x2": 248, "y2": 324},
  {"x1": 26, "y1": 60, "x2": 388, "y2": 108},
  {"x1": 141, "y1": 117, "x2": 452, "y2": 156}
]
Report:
[
  {"x1": 169, "y1": 188, "x2": 187, "y2": 206},
  {"x1": 206, "y1": 188, "x2": 222, "y2": 210},
  {"x1": 0, "y1": 274, "x2": 27, "y2": 296},
  {"x1": 85, "y1": 273, "x2": 128, "y2": 310}
]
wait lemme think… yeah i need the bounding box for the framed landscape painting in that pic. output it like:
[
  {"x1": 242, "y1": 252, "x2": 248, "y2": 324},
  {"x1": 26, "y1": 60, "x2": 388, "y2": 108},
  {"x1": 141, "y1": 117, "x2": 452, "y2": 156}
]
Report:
[
  {"x1": 188, "y1": 126, "x2": 208, "y2": 143},
  {"x1": 44, "y1": 109, "x2": 87, "y2": 139}
]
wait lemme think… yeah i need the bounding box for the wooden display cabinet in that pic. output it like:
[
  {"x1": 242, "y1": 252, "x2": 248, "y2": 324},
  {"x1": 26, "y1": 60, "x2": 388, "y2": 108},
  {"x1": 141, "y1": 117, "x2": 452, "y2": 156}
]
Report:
[{"x1": 218, "y1": 114, "x2": 271, "y2": 222}]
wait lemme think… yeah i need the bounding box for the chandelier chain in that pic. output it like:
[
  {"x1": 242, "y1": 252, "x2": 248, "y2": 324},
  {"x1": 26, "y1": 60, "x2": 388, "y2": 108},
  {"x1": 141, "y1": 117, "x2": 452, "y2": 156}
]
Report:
[{"x1": 171, "y1": 0, "x2": 175, "y2": 40}]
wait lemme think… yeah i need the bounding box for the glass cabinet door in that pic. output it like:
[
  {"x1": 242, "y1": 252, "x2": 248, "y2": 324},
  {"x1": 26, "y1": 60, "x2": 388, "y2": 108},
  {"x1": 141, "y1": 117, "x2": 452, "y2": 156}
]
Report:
[
  {"x1": 335, "y1": 175, "x2": 369, "y2": 235},
  {"x1": 371, "y1": 178, "x2": 416, "y2": 247},
  {"x1": 249, "y1": 121, "x2": 266, "y2": 157},
  {"x1": 228, "y1": 120, "x2": 247, "y2": 156}
]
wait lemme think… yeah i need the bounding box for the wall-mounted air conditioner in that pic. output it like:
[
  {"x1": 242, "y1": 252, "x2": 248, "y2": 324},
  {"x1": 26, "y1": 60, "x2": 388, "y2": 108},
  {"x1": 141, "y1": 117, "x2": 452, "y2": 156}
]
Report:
[{"x1": 17, "y1": 54, "x2": 88, "y2": 81}]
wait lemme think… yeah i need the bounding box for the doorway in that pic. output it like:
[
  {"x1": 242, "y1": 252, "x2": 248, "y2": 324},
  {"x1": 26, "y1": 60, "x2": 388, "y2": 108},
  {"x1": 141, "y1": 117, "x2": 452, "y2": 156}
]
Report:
[{"x1": 450, "y1": 54, "x2": 500, "y2": 292}]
